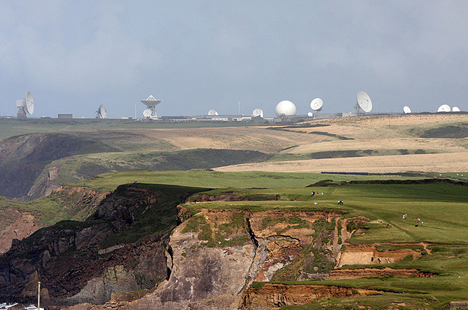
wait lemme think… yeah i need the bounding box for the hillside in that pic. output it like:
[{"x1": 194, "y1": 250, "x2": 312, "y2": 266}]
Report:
[{"x1": 1, "y1": 114, "x2": 468, "y2": 201}]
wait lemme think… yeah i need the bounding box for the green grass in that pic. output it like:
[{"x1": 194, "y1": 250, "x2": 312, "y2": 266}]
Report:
[{"x1": 71, "y1": 170, "x2": 429, "y2": 193}]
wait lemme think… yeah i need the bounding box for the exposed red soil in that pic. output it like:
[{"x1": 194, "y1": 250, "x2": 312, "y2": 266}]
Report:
[
  {"x1": 241, "y1": 283, "x2": 380, "y2": 310},
  {"x1": 328, "y1": 267, "x2": 436, "y2": 280}
]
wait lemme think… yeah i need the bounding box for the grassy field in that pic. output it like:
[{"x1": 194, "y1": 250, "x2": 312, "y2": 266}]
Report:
[{"x1": 70, "y1": 169, "x2": 430, "y2": 193}]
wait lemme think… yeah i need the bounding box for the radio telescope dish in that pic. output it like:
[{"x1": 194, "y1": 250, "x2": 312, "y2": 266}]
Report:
[
  {"x1": 452, "y1": 106, "x2": 461, "y2": 112},
  {"x1": 16, "y1": 91, "x2": 34, "y2": 119},
  {"x1": 275, "y1": 100, "x2": 296, "y2": 116},
  {"x1": 96, "y1": 104, "x2": 107, "y2": 119},
  {"x1": 252, "y1": 108, "x2": 264, "y2": 118},
  {"x1": 307, "y1": 112, "x2": 313, "y2": 117},
  {"x1": 356, "y1": 91, "x2": 372, "y2": 113},
  {"x1": 437, "y1": 104, "x2": 450, "y2": 112},
  {"x1": 208, "y1": 109, "x2": 219, "y2": 116},
  {"x1": 403, "y1": 106, "x2": 411, "y2": 114},
  {"x1": 140, "y1": 95, "x2": 162, "y2": 119},
  {"x1": 310, "y1": 98, "x2": 323, "y2": 112}
]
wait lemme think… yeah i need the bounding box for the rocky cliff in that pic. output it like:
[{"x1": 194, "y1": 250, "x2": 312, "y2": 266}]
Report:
[
  {"x1": 117, "y1": 209, "x2": 354, "y2": 309},
  {"x1": 0, "y1": 186, "x2": 107, "y2": 257},
  {"x1": 0, "y1": 184, "x2": 204, "y2": 306}
]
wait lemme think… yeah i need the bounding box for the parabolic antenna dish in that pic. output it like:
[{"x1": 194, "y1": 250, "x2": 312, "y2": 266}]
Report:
[
  {"x1": 96, "y1": 104, "x2": 107, "y2": 119},
  {"x1": 356, "y1": 91, "x2": 372, "y2": 113},
  {"x1": 143, "y1": 109, "x2": 152, "y2": 118},
  {"x1": 24, "y1": 91, "x2": 34, "y2": 114},
  {"x1": 208, "y1": 109, "x2": 219, "y2": 116},
  {"x1": 307, "y1": 112, "x2": 313, "y2": 117},
  {"x1": 252, "y1": 108, "x2": 264, "y2": 118},
  {"x1": 140, "y1": 95, "x2": 162, "y2": 107},
  {"x1": 310, "y1": 98, "x2": 323, "y2": 111},
  {"x1": 275, "y1": 100, "x2": 296, "y2": 116},
  {"x1": 437, "y1": 104, "x2": 451, "y2": 112},
  {"x1": 452, "y1": 106, "x2": 461, "y2": 112},
  {"x1": 403, "y1": 106, "x2": 411, "y2": 114}
]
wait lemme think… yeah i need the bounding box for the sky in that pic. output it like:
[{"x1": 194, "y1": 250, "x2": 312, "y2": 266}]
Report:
[{"x1": 1, "y1": 1, "x2": 468, "y2": 118}]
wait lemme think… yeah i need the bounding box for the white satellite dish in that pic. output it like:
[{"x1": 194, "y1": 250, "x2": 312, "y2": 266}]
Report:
[
  {"x1": 208, "y1": 109, "x2": 219, "y2": 116},
  {"x1": 437, "y1": 104, "x2": 451, "y2": 112},
  {"x1": 310, "y1": 98, "x2": 323, "y2": 112},
  {"x1": 355, "y1": 91, "x2": 372, "y2": 113},
  {"x1": 16, "y1": 91, "x2": 34, "y2": 119},
  {"x1": 96, "y1": 104, "x2": 107, "y2": 119},
  {"x1": 307, "y1": 112, "x2": 313, "y2": 117},
  {"x1": 252, "y1": 108, "x2": 264, "y2": 118},
  {"x1": 143, "y1": 108, "x2": 153, "y2": 119},
  {"x1": 452, "y1": 106, "x2": 461, "y2": 112},
  {"x1": 140, "y1": 95, "x2": 162, "y2": 119},
  {"x1": 403, "y1": 106, "x2": 411, "y2": 114}
]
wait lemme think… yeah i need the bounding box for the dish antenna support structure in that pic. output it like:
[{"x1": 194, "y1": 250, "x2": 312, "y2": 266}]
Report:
[
  {"x1": 355, "y1": 91, "x2": 372, "y2": 114},
  {"x1": 96, "y1": 104, "x2": 107, "y2": 119},
  {"x1": 16, "y1": 91, "x2": 34, "y2": 119},
  {"x1": 141, "y1": 95, "x2": 162, "y2": 119}
]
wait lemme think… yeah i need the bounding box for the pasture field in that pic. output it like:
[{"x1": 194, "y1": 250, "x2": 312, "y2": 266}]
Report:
[{"x1": 71, "y1": 169, "x2": 426, "y2": 193}]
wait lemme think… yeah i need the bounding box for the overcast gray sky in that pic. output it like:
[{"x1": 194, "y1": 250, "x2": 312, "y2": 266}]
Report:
[{"x1": 1, "y1": 1, "x2": 468, "y2": 118}]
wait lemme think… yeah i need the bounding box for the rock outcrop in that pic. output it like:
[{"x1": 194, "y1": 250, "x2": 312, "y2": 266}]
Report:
[
  {"x1": 0, "y1": 210, "x2": 38, "y2": 254},
  {"x1": 0, "y1": 184, "x2": 203, "y2": 306},
  {"x1": 113, "y1": 208, "x2": 358, "y2": 309},
  {"x1": 0, "y1": 186, "x2": 107, "y2": 256}
]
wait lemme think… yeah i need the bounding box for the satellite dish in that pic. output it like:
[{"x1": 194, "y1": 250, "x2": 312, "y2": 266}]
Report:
[
  {"x1": 24, "y1": 92, "x2": 34, "y2": 114},
  {"x1": 143, "y1": 109, "x2": 153, "y2": 118},
  {"x1": 16, "y1": 91, "x2": 34, "y2": 119},
  {"x1": 452, "y1": 106, "x2": 461, "y2": 112},
  {"x1": 208, "y1": 109, "x2": 218, "y2": 116},
  {"x1": 96, "y1": 104, "x2": 107, "y2": 119},
  {"x1": 356, "y1": 91, "x2": 372, "y2": 113},
  {"x1": 307, "y1": 112, "x2": 313, "y2": 117},
  {"x1": 310, "y1": 98, "x2": 323, "y2": 112},
  {"x1": 252, "y1": 108, "x2": 264, "y2": 118},
  {"x1": 437, "y1": 104, "x2": 451, "y2": 112},
  {"x1": 140, "y1": 95, "x2": 162, "y2": 119},
  {"x1": 403, "y1": 106, "x2": 411, "y2": 114}
]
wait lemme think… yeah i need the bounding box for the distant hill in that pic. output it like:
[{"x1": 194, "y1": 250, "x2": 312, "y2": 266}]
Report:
[{"x1": 1, "y1": 113, "x2": 468, "y2": 201}]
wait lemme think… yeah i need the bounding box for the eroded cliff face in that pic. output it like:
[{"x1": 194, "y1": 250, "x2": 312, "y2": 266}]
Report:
[
  {"x1": 0, "y1": 186, "x2": 107, "y2": 256},
  {"x1": 0, "y1": 210, "x2": 38, "y2": 254},
  {"x1": 0, "y1": 184, "x2": 200, "y2": 306},
  {"x1": 113, "y1": 208, "x2": 358, "y2": 310}
]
